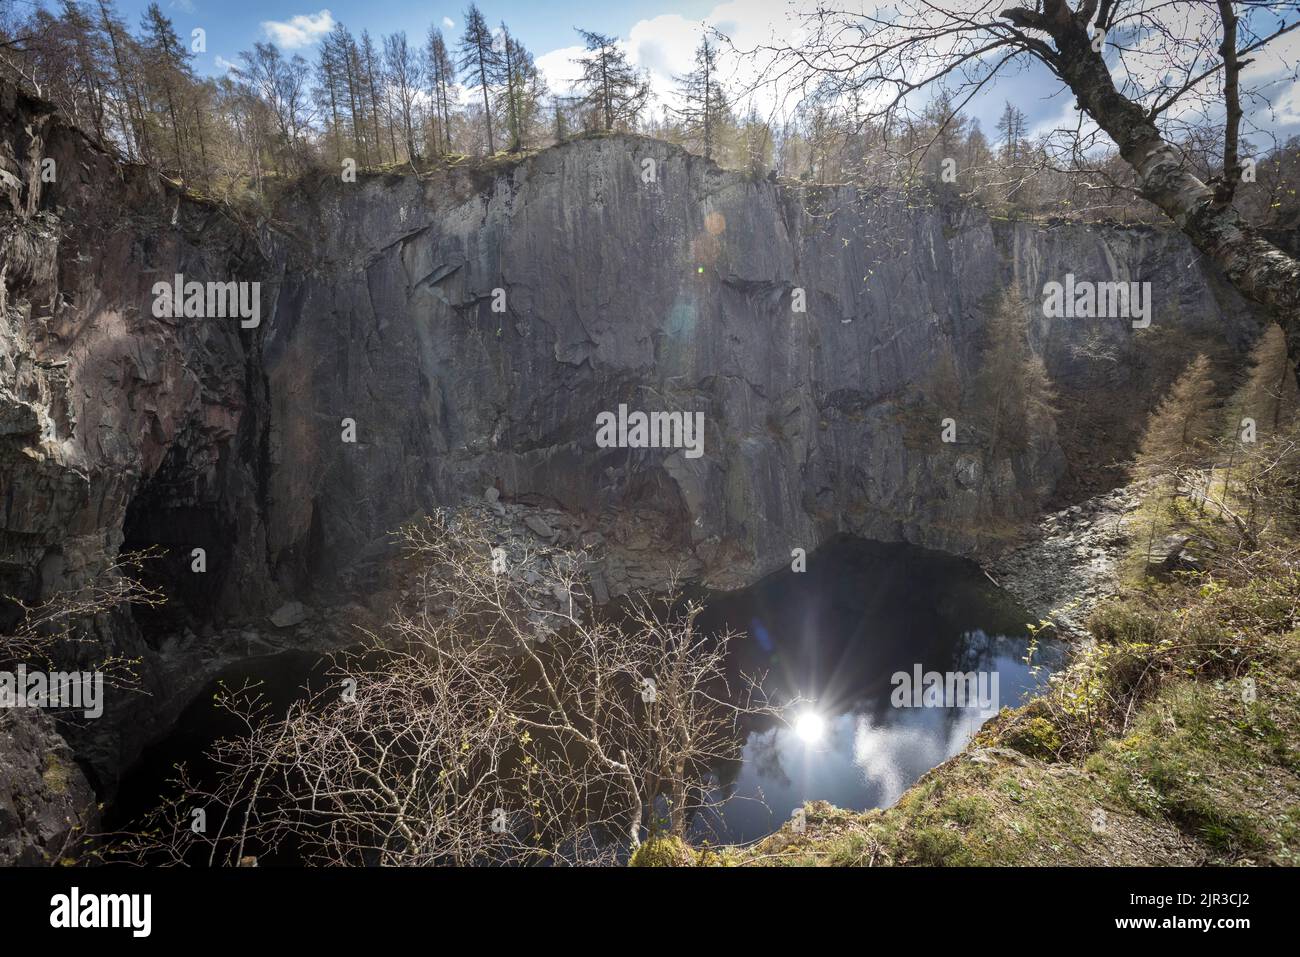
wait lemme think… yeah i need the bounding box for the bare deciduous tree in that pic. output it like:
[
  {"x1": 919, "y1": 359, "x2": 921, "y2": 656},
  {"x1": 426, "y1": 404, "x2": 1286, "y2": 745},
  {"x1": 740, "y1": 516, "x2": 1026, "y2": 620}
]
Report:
[{"x1": 1, "y1": 550, "x2": 163, "y2": 691}]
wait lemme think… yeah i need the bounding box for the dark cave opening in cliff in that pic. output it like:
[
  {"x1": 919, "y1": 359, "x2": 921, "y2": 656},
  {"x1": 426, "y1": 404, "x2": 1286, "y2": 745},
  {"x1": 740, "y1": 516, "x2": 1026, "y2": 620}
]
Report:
[{"x1": 119, "y1": 459, "x2": 236, "y2": 641}]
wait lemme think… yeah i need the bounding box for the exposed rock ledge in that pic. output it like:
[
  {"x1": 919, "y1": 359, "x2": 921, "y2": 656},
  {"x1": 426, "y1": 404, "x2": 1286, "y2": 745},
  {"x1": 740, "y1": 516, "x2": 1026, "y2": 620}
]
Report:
[{"x1": 984, "y1": 485, "x2": 1140, "y2": 638}]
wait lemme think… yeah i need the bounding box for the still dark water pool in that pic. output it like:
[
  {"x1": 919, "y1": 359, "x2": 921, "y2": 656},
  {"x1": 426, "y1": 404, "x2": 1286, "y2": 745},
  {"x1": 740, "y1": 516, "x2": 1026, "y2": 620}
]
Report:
[
  {"x1": 695, "y1": 536, "x2": 1062, "y2": 845},
  {"x1": 109, "y1": 536, "x2": 1060, "y2": 851}
]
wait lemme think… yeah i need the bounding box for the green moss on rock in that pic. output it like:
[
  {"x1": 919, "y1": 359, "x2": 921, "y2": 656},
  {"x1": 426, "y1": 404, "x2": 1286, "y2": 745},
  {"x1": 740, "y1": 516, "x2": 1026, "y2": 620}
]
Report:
[{"x1": 629, "y1": 836, "x2": 697, "y2": 867}]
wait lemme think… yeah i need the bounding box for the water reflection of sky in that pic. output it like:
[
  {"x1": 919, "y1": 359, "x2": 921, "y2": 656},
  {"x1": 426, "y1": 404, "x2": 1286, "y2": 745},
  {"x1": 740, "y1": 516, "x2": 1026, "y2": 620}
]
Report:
[{"x1": 696, "y1": 537, "x2": 1064, "y2": 845}]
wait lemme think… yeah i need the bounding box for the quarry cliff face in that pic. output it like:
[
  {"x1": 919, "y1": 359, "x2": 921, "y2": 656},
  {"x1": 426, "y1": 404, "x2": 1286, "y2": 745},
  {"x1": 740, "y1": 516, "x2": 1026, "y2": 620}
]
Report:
[
  {"x1": 258, "y1": 134, "x2": 1259, "y2": 596},
  {"x1": 0, "y1": 82, "x2": 1266, "y2": 819},
  {"x1": 1, "y1": 84, "x2": 271, "y2": 617}
]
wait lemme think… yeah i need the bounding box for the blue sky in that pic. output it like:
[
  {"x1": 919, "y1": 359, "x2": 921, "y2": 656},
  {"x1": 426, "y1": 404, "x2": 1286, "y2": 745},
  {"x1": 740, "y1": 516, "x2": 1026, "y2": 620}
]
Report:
[
  {"x1": 106, "y1": 0, "x2": 1067, "y2": 138},
  {"x1": 120, "y1": 1, "x2": 716, "y2": 72},
  {"x1": 109, "y1": 1, "x2": 1300, "y2": 150}
]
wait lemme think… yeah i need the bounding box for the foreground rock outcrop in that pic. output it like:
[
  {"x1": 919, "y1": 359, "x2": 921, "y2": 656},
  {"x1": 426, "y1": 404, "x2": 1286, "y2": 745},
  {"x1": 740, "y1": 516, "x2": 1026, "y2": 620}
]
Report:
[{"x1": 0, "y1": 710, "x2": 98, "y2": 865}]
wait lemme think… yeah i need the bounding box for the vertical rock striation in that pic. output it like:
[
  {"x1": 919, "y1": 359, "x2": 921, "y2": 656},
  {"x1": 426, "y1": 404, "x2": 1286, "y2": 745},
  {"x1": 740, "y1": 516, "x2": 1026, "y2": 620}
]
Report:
[{"x1": 261, "y1": 134, "x2": 1259, "y2": 591}]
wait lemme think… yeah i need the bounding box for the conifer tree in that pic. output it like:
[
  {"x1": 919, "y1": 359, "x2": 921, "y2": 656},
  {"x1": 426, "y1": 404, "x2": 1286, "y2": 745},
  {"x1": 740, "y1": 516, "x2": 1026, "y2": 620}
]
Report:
[
  {"x1": 316, "y1": 32, "x2": 345, "y2": 164},
  {"x1": 96, "y1": 0, "x2": 146, "y2": 162},
  {"x1": 672, "y1": 35, "x2": 730, "y2": 161},
  {"x1": 1135, "y1": 354, "x2": 1218, "y2": 481},
  {"x1": 458, "y1": 4, "x2": 498, "y2": 154},
  {"x1": 1134, "y1": 354, "x2": 1217, "y2": 560},
  {"x1": 995, "y1": 100, "x2": 1026, "y2": 165},
  {"x1": 1226, "y1": 325, "x2": 1300, "y2": 535},
  {"x1": 1236, "y1": 324, "x2": 1300, "y2": 435},
  {"x1": 359, "y1": 31, "x2": 388, "y2": 163},
  {"x1": 320, "y1": 23, "x2": 367, "y2": 167},
  {"x1": 573, "y1": 29, "x2": 648, "y2": 132},
  {"x1": 972, "y1": 282, "x2": 1055, "y2": 462},
  {"x1": 493, "y1": 26, "x2": 543, "y2": 151},
  {"x1": 139, "y1": 2, "x2": 192, "y2": 181},
  {"x1": 426, "y1": 27, "x2": 454, "y2": 155}
]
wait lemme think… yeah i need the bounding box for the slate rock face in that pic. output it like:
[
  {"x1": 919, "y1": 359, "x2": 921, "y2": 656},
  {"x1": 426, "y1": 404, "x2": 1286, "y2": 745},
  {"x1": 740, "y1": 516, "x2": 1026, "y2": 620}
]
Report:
[
  {"x1": 259, "y1": 135, "x2": 1258, "y2": 591},
  {"x1": 0, "y1": 83, "x2": 1265, "y2": 859},
  {"x1": 1, "y1": 81, "x2": 276, "y2": 816},
  {"x1": 4, "y1": 88, "x2": 1254, "y2": 622},
  {"x1": 1, "y1": 82, "x2": 272, "y2": 618}
]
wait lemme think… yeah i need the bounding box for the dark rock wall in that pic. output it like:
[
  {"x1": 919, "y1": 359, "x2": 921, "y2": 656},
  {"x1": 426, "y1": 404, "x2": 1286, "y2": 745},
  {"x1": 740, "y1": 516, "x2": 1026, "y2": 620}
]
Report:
[
  {"x1": 1, "y1": 82, "x2": 272, "y2": 801},
  {"x1": 1, "y1": 83, "x2": 271, "y2": 617},
  {"x1": 0, "y1": 709, "x2": 98, "y2": 865},
  {"x1": 260, "y1": 135, "x2": 1259, "y2": 591}
]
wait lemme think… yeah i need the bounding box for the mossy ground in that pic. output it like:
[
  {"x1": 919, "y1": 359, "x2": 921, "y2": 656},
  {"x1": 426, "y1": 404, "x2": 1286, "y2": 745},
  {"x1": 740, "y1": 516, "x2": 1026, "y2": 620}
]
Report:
[{"x1": 629, "y1": 836, "x2": 700, "y2": 867}]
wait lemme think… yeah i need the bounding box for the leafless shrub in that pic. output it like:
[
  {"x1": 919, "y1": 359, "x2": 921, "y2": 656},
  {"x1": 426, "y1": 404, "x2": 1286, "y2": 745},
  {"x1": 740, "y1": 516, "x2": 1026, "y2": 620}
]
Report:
[
  {"x1": 0, "y1": 549, "x2": 164, "y2": 691},
  {"x1": 111, "y1": 508, "x2": 776, "y2": 866}
]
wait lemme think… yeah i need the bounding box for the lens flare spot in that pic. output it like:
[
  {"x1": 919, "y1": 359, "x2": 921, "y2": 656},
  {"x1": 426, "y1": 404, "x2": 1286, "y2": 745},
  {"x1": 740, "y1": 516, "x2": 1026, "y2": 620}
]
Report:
[{"x1": 794, "y1": 711, "x2": 826, "y2": 745}]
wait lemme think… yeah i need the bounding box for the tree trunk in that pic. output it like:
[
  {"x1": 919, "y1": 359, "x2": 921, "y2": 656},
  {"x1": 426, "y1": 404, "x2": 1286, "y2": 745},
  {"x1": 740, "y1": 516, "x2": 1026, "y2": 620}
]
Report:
[
  {"x1": 1004, "y1": 2, "x2": 1300, "y2": 381},
  {"x1": 478, "y1": 56, "x2": 495, "y2": 153}
]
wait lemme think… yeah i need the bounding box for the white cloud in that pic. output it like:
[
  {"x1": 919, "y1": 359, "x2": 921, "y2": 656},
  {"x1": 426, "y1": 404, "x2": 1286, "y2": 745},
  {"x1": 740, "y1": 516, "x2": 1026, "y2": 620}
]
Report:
[
  {"x1": 627, "y1": 13, "x2": 700, "y2": 80},
  {"x1": 536, "y1": 44, "x2": 594, "y2": 95},
  {"x1": 1242, "y1": 25, "x2": 1300, "y2": 85},
  {"x1": 1274, "y1": 82, "x2": 1300, "y2": 125},
  {"x1": 535, "y1": 1, "x2": 821, "y2": 119},
  {"x1": 442, "y1": 16, "x2": 455, "y2": 31},
  {"x1": 214, "y1": 54, "x2": 237, "y2": 72},
  {"x1": 261, "y1": 10, "x2": 335, "y2": 49}
]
